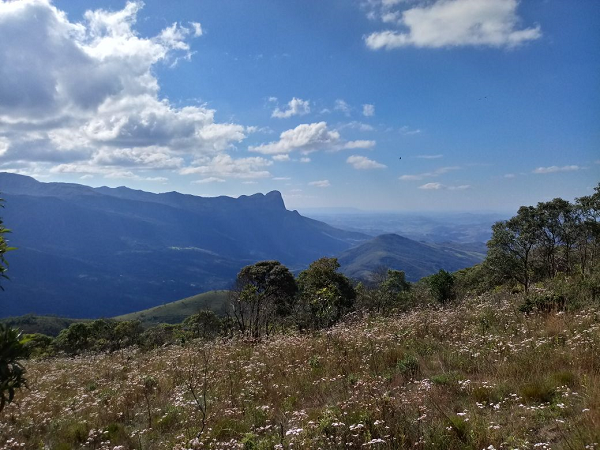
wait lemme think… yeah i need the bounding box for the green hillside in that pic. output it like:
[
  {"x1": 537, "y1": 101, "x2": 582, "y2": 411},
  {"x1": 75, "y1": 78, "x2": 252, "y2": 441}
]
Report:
[
  {"x1": 0, "y1": 315, "x2": 86, "y2": 337},
  {"x1": 114, "y1": 290, "x2": 229, "y2": 327}
]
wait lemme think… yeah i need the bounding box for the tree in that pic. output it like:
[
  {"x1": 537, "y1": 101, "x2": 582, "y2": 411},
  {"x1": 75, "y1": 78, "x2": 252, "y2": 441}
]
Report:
[
  {"x1": 357, "y1": 267, "x2": 411, "y2": 312},
  {"x1": 576, "y1": 184, "x2": 600, "y2": 275},
  {"x1": 486, "y1": 206, "x2": 540, "y2": 292},
  {"x1": 0, "y1": 196, "x2": 27, "y2": 413},
  {"x1": 428, "y1": 269, "x2": 455, "y2": 304},
  {"x1": 183, "y1": 310, "x2": 222, "y2": 340},
  {"x1": 296, "y1": 257, "x2": 356, "y2": 329},
  {"x1": 0, "y1": 324, "x2": 27, "y2": 412},
  {"x1": 0, "y1": 196, "x2": 15, "y2": 288},
  {"x1": 229, "y1": 261, "x2": 297, "y2": 338}
]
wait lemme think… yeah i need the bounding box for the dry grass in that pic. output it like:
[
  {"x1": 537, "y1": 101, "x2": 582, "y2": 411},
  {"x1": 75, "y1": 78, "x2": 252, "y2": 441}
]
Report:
[{"x1": 2, "y1": 291, "x2": 599, "y2": 450}]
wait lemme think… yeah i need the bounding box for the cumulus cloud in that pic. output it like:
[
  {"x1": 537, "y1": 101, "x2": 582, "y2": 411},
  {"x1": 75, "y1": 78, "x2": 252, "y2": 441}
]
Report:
[
  {"x1": 362, "y1": 104, "x2": 375, "y2": 117},
  {"x1": 365, "y1": 0, "x2": 541, "y2": 50},
  {"x1": 533, "y1": 165, "x2": 580, "y2": 174},
  {"x1": 309, "y1": 180, "x2": 331, "y2": 188},
  {"x1": 399, "y1": 166, "x2": 460, "y2": 181},
  {"x1": 0, "y1": 0, "x2": 247, "y2": 180},
  {"x1": 272, "y1": 154, "x2": 291, "y2": 162},
  {"x1": 249, "y1": 122, "x2": 376, "y2": 156},
  {"x1": 249, "y1": 122, "x2": 340, "y2": 155},
  {"x1": 271, "y1": 97, "x2": 310, "y2": 119},
  {"x1": 347, "y1": 155, "x2": 386, "y2": 170}
]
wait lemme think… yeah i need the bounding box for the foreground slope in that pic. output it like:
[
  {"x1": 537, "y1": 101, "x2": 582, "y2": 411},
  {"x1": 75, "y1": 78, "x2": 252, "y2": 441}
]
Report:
[
  {"x1": 4, "y1": 293, "x2": 599, "y2": 449},
  {"x1": 338, "y1": 233, "x2": 485, "y2": 281},
  {"x1": 0, "y1": 172, "x2": 365, "y2": 317}
]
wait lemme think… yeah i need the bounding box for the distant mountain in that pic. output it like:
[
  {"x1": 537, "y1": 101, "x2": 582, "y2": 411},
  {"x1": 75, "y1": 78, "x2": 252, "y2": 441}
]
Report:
[
  {"x1": 0, "y1": 172, "x2": 366, "y2": 318},
  {"x1": 338, "y1": 233, "x2": 485, "y2": 282}
]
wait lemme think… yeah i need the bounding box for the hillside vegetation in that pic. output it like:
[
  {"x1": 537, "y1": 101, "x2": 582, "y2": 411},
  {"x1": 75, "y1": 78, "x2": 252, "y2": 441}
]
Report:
[
  {"x1": 114, "y1": 291, "x2": 229, "y2": 327},
  {"x1": 2, "y1": 290, "x2": 599, "y2": 449}
]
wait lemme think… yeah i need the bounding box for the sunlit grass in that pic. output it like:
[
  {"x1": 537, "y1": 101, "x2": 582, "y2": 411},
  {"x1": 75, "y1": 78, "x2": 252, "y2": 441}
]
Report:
[{"x1": 2, "y1": 291, "x2": 599, "y2": 449}]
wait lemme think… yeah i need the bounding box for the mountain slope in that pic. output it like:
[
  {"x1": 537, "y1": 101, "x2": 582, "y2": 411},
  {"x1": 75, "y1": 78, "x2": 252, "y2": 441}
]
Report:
[
  {"x1": 0, "y1": 172, "x2": 366, "y2": 318},
  {"x1": 114, "y1": 290, "x2": 229, "y2": 327},
  {"x1": 338, "y1": 233, "x2": 485, "y2": 282}
]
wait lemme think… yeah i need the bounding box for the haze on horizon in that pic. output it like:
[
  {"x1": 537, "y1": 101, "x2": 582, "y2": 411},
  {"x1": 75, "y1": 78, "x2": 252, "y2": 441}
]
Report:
[{"x1": 0, "y1": 0, "x2": 598, "y2": 212}]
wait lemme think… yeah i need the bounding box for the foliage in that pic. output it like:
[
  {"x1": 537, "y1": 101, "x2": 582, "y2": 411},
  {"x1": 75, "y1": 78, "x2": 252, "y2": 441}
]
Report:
[
  {"x1": 229, "y1": 260, "x2": 297, "y2": 338},
  {"x1": 485, "y1": 183, "x2": 600, "y2": 292},
  {"x1": 296, "y1": 257, "x2": 356, "y2": 329},
  {"x1": 183, "y1": 310, "x2": 222, "y2": 340},
  {"x1": 0, "y1": 195, "x2": 14, "y2": 287},
  {"x1": 427, "y1": 269, "x2": 456, "y2": 304},
  {"x1": 54, "y1": 319, "x2": 144, "y2": 355},
  {"x1": 0, "y1": 197, "x2": 27, "y2": 413},
  {"x1": 0, "y1": 323, "x2": 28, "y2": 412},
  {"x1": 356, "y1": 267, "x2": 412, "y2": 312}
]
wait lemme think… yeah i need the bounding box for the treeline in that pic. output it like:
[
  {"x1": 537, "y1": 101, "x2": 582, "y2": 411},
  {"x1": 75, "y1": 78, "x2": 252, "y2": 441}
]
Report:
[
  {"x1": 485, "y1": 185, "x2": 600, "y2": 291},
  {"x1": 22, "y1": 258, "x2": 415, "y2": 356}
]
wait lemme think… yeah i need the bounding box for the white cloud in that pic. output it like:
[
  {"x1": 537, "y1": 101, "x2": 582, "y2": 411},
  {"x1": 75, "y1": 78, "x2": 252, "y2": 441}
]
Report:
[
  {"x1": 271, "y1": 97, "x2": 311, "y2": 119},
  {"x1": 273, "y1": 177, "x2": 291, "y2": 181},
  {"x1": 362, "y1": 104, "x2": 375, "y2": 117},
  {"x1": 347, "y1": 155, "x2": 386, "y2": 170},
  {"x1": 399, "y1": 166, "x2": 460, "y2": 181},
  {"x1": 300, "y1": 157, "x2": 311, "y2": 163},
  {"x1": 249, "y1": 122, "x2": 340, "y2": 155},
  {"x1": 272, "y1": 154, "x2": 291, "y2": 162},
  {"x1": 399, "y1": 125, "x2": 422, "y2": 135},
  {"x1": 339, "y1": 121, "x2": 375, "y2": 132},
  {"x1": 419, "y1": 182, "x2": 443, "y2": 190},
  {"x1": 419, "y1": 182, "x2": 470, "y2": 190},
  {"x1": 365, "y1": 0, "x2": 541, "y2": 50},
  {"x1": 0, "y1": 0, "x2": 248, "y2": 180},
  {"x1": 190, "y1": 22, "x2": 203, "y2": 37},
  {"x1": 343, "y1": 140, "x2": 376, "y2": 149},
  {"x1": 309, "y1": 180, "x2": 331, "y2": 188},
  {"x1": 334, "y1": 99, "x2": 351, "y2": 115},
  {"x1": 192, "y1": 177, "x2": 226, "y2": 184},
  {"x1": 533, "y1": 165, "x2": 580, "y2": 174},
  {"x1": 504, "y1": 173, "x2": 516, "y2": 178},
  {"x1": 250, "y1": 122, "x2": 375, "y2": 156},
  {"x1": 416, "y1": 154, "x2": 443, "y2": 159},
  {"x1": 180, "y1": 154, "x2": 272, "y2": 179}
]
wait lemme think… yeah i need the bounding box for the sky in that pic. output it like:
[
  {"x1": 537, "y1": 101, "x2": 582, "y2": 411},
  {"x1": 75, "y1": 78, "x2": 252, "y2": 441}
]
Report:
[{"x1": 0, "y1": 0, "x2": 598, "y2": 212}]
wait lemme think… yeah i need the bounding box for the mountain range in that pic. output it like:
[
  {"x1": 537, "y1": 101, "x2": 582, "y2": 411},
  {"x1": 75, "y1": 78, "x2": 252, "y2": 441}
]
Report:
[{"x1": 0, "y1": 172, "x2": 485, "y2": 318}]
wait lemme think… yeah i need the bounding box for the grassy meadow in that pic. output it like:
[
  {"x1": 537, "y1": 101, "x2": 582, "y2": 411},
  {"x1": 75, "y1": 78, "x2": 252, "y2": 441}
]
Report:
[{"x1": 2, "y1": 290, "x2": 599, "y2": 450}]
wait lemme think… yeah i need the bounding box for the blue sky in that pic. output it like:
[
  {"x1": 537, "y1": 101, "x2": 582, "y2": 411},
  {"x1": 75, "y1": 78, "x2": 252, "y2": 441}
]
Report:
[{"x1": 0, "y1": 0, "x2": 598, "y2": 211}]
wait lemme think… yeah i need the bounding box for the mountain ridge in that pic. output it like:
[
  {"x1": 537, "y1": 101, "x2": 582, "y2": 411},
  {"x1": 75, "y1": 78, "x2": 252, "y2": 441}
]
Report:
[{"x1": 0, "y1": 172, "x2": 367, "y2": 318}]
